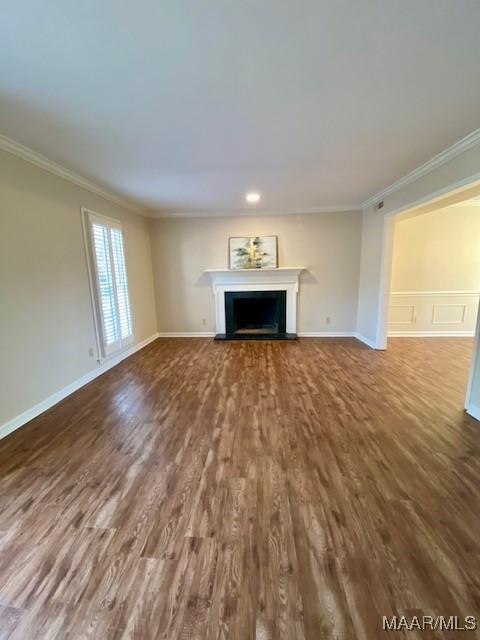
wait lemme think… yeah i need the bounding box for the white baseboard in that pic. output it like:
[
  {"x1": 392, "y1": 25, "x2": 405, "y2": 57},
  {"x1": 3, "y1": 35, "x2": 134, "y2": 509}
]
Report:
[
  {"x1": 466, "y1": 403, "x2": 480, "y2": 421},
  {"x1": 297, "y1": 331, "x2": 355, "y2": 338},
  {"x1": 354, "y1": 333, "x2": 378, "y2": 349},
  {"x1": 388, "y1": 330, "x2": 475, "y2": 337},
  {"x1": 0, "y1": 332, "x2": 160, "y2": 442},
  {"x1": 157, "y1": 332, "x2": 216, "y2": 337}
]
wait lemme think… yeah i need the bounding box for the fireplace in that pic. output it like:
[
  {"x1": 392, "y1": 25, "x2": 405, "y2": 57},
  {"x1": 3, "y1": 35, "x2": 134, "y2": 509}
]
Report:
[
  {"x1": 218, "y1": 290, "x2": 295, "y2": 340},
  {"x1": 206, "y1": 267, "x2": 304, "y2": 339}
]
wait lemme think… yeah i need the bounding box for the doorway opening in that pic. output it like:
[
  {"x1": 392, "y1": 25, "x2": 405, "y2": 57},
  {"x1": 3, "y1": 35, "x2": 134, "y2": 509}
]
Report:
[
  {"x1": 387, "y1": 198, "x2": 480, "y2": 412},
  {"x1": 377, "y1": 186, "x2": 480, "y2": 418}
]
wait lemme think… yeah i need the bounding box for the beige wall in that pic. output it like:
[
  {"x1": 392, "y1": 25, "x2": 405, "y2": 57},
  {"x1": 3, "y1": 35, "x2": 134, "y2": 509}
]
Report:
[
  {"x1": 391, "y1": 205, "x2": 480, "y2": 292},
  {"x1": 0, "y1": 150, "x2": 158, "y2": 426},
  {"x1": 389, "y1": 205, "x2": 480, "y2": 334},
  {"x1": 149, "y1": 212, "x2": 362, "y2": 334}
]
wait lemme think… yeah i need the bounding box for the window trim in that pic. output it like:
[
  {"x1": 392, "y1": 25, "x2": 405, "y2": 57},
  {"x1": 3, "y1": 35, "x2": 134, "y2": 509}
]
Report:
[{"x1": 81, "y1": 208, "x2": 134, "y2": 361}]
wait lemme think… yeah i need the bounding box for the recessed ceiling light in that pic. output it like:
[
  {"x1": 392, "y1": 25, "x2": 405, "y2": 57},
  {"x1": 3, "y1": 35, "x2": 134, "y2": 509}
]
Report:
[{"x1": 245, "y1": 192, "x2": 260, "y2": 204}]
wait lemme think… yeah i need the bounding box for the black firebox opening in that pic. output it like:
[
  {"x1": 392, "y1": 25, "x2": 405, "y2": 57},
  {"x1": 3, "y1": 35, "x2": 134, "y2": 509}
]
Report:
[{"x1": 224, "y1": 290, "x2": 287, "y2": 338}]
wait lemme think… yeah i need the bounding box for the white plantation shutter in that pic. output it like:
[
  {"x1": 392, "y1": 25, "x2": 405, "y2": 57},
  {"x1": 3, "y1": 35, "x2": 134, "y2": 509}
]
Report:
[
  {"x1": 84, "y1": 210, "x2": 134, "y2": 357},
  {"x1": 91, "y1": 222, "x2": 119, "y2": 350},
  {"x1": 110, "y1": 228, "x2": 133, "y2": 339}
]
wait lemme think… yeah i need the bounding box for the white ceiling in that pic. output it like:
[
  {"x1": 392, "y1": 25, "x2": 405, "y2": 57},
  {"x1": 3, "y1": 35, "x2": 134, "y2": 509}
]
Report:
[{"x1": 1, "y1": 0, "x2": 480, "y2": 216}]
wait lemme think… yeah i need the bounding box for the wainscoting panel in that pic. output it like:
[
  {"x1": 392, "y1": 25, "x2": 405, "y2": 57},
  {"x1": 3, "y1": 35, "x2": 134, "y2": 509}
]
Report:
[
  {"x1": 388, "y1": 292, "x2": 479, "y2": 336},
  {"x1": 389, "y1": 304, "x2": 416, "y2": 325},
  {"x1": 432, "y1": 304, "x2": 466, "y2": 325}
]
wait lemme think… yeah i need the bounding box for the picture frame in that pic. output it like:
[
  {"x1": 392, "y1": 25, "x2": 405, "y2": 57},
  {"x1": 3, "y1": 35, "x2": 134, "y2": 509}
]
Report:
[{"x1": 228, "y1": 235, "x2": 278, "y2": 269}]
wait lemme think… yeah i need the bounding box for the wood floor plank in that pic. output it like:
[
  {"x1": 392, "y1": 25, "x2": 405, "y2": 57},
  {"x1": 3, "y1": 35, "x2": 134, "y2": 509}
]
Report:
[
  {"x1": 0, "y1": 606, "x2": 24, "y2": 640},
  {"x1": 0, "y1": 336, "x2": 479, "y2": 639}
]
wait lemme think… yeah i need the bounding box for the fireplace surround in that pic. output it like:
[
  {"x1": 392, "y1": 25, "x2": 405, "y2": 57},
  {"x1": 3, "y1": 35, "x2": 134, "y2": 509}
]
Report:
[{"x1": 206, "y1": 267, "x2": 305, "y2": 340}]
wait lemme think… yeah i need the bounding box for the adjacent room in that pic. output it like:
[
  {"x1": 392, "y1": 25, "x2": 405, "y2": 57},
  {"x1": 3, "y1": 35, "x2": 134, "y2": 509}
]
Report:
[
  {"x1": 1, "y1": 1, "x2": 480, "y2": 638},
  {"x1": 389, "y1": 201, "x2": 480, "y2": 342},
  {"x1": 386, "y1": 199, "x2": 480, "y2": 413}
]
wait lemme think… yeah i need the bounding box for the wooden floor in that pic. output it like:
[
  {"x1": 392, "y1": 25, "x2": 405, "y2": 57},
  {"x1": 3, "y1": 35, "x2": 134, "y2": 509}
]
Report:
[{"x1": 0, "y1": 337, "x2": 479, "y2": 639}]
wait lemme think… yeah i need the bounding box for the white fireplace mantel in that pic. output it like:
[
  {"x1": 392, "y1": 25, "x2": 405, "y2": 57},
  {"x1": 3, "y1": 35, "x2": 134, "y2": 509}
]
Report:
[{"x1": 205, "y1": 267, "x2": 305, "y2": 335}]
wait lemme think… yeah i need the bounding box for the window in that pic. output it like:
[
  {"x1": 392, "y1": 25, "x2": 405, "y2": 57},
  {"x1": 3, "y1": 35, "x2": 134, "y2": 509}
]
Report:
[{"x1": 83, "y1": 209, "x2": 133, "y2": 357}]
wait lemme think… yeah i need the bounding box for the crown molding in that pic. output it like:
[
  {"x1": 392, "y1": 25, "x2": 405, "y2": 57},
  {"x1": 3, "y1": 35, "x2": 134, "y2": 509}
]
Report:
[
  {"x1": 0, "y1": 136, "x2": 359, "y2": 217},
  {"x1": 0, "y1": 134, "x2": 146, "y2": 216},
  {"x1": 451, "y1": 196, "x2": 480, "y2": 208},
  {"x1": 6, "y1": 126, "x2": 479, "y2": 219},
  {"x1": 147, "y1": 204, "x2": 362, "y2": 218},
  {"x1": 361, "y1": 128, "x2": 480, "y2": 210}
]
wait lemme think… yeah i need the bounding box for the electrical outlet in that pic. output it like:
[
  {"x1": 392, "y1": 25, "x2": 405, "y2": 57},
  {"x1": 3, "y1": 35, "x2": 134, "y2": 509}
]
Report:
[
  {"x1": 325, "y1": 316, "x2": 331, "y2": 325},
  {"x1": 202, "y1": 318, "x2": 206, "y2": 326},
  {"x1": 88, "y1": 347, "x2": 94, "y2": 357}
]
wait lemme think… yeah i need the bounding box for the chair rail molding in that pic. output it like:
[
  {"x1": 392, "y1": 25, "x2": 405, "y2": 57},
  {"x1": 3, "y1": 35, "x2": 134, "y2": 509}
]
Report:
[{"x1": 391, "y1": 290, "x2": 480, "y2": 297}]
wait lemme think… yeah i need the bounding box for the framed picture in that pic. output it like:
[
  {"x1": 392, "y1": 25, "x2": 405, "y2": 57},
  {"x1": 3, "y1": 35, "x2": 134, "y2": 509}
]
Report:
[{"x1": 228, "y1": 236, "x2": 278, "y2": 269}]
